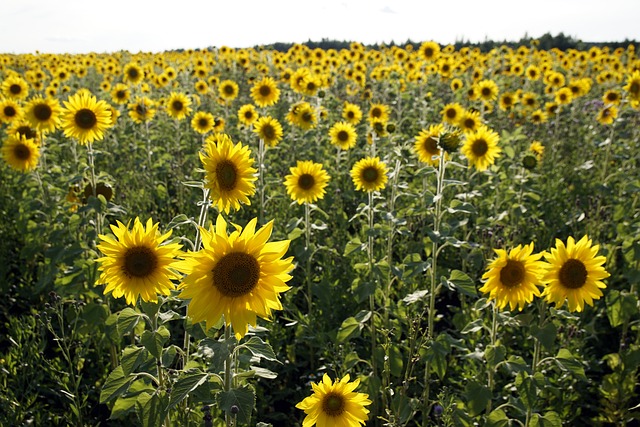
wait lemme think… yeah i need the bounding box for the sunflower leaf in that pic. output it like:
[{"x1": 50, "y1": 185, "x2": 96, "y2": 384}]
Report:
[
  {"x1": 216, "y1": 386, "x2": 255, "y2": 425},
  {"x1": 100, "y1": 366, "x2": 133, "y2": 404},
  {"x1": 555, "y1": 349, "x2": 587, "y2": 380},
  {"x1": 141, "y1": 326, "x2": 170, "y2": 360},
  {"x1": 167, "y1": 371, "x2": 209, "y2": 411},
  {"x1": 236, "y1": 336, "x2": 279, "y2": 363}
]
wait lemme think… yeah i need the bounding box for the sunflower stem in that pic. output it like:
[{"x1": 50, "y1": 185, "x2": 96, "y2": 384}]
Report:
[
  {"x1": 304, "y1": 201, "x2": 315, "y2": 371},
  {"x1": 423, "y1": 148, "x2": 447, "y2": 424},
  {"x1": 486, "y1": 302, "x2": 499, "y2": 414},
  {"x1": 86, "y1": 141, "x2": 103, "y2": 238},
  {"x1": 258, "y1": 138, "x2": 266, "y2": 223},
  {"x1": 525, "y1": 299, "x2": 547, "y2": 426},
  {"x1": 367, "y1": 189, "x2": 380, "y2": 420},
  {"x1": 224, "y1": 324, "x2": 234, "y2": 427}
]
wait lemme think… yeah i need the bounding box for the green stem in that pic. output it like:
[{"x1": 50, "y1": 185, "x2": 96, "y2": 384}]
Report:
[
  {"x1": 525, "y1": 300, "x2": 547, "y2": 426},
  {"x1": 487, "y1": 303, "x2": 499, "y2": 414},
  {"x1": 368, "y1": 190, "x2": 379, "y2": 422},
  {"x1": 258, "y1": 138, "x2": 265, "y2": 223},
  {"x1": 224, "y1": 325, "x2": 234, "y2": 427},
  {"x1": 304, "y1": 202, "x2": 315, "y2": 371}
]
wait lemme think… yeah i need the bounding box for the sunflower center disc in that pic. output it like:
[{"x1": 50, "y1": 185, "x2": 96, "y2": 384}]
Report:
[
  {"x1": 224, "y1": 85, "x2": 234, "y2": 95},
  {"x1": 172, "y1": 101, "x2": 183, "y2": 111},
  {"x1": 499, "y1": 260, "x2": 526, "y2": 288},
  {"x1": 10, "y1": 84, "x2": 21, "y2": 95},
  {"x1": 213, "y1": 252, "x2": 260, "y2": 298},
  {"x1": 34, "y1": 104, "x2": 52, "y2": 121},
  {"x1": 425, "y1": 137, "x2": 438, "y2": 153},
  {"x1": 136, "y1": 104, "x2": 147, "y2": 115},
  {"x1": 262, "y1": 125, "x2": 275, "y2": 139},
  {"x1": 117, "y1": 90, "x2": 126, "y2": 99},
  {"x1": 4, "y1": 106, "x2": 16, "y2": 117},
  {"x1": 14, "y1": 144, "x2": 31, "y2": 160},
  {"x1": 128, "y1": 68, "x2": 139, "y2": 79},
  {"x1": 322, "y1": 393, "x2": 345, "y2": 417},
  {"x1": 446, "y1": 109, "x2": 456, "y2": 119},
  {"x1": 123, "y1": 246, "x2": 158, "y2": 278},
  {"x1": 347, "y1": 111, "x2": 355, "y2": 119},
  {"x1": 17, "y1": 126, "x2": 36, "y2": 139},
  {"x1": 298, "y1": 174, "x2": 315, "y2": 190},
  {"x1": 630, "y1": 82, "x2": 639, "y2": 94},
  {"x1": 337, "y1": 130, "x2": 349, "y2": 142},
  {"x1": 472, "y1": 139, "x2": 489, "y2": 156},
  {"x1": 302, "y1": 112, "x2": 312, "y2": 123},
  {"x1": 259, "y1": 85, "x2": 271, "y2": 97},
  {"x1": 464, "y1": 118, "x2": 475, "y2": 129},
  {"x1": 198, "y1": 118, "x2": 209, "y2": 127},
  {"x1": 216, "y1": 160, "x2": 238, "y2": 191},
  {"x1": 362, "y1": 166, "x2": 379, "y2": 183},
  {"x1": 371, "y1": 108, "x2": 381, "y2": 118},
  {"x1": 75, "y1": 109, "x2": 98, "y2": 129},
  {"x1": 482, "y1": 88, "x2": 491, "y2": 97},
  {"x1": 559, "y1": 258, "x2": 588, "y2": 289}
]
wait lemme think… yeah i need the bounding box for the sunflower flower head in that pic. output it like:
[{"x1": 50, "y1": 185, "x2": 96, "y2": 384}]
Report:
[
  {"x1": 296, "y1": 373, "x2": 372, "y2": 427},
  {"x1": 61, "y1": 91, "x2": 113, "y2": 144},
  {"x1": 96, "y1": 218, "x2": 182, "y2": 306},
  {"x1": 479, "y1": 243, "x2": 547, "y2": 311},
  {"x1": 2, "y1": 133, "x2": 40, "y2": 172},
  {"x1": 178, "y1": 215, "x2": 294, "y2": 339},
  {"x1": 284, "y1": 160, "x2": 331, "y2": 204},
  {"x1": 201, "y1": 133, "x2": 257, "y2": 213},
  {"x1": 542, "y1": 235, "x2": 610, "y2": 312},
  {"x1": 351, "y1": 156, "x2": 388, "y2": 192},
  {"x1": 461, "y1": 125, "x2": 501, "y2": 171}
]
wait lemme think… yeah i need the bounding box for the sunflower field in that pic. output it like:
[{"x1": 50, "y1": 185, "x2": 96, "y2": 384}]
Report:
[{"x1": 1, "y1": 41, "x2": 640, "y2": 427}]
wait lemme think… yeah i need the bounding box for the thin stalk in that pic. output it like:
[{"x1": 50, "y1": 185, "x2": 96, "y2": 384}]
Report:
[
  {"x1": 304, "y1": 201, "x2": 315, "y2": 371},
  {"x1": 367, "y1": 189, "x2": 378, "y2": 421},
  {"x1": 258, "y1": 138, "x2": 266, "y2": 223},
  {"x1": 86, "y1": 142, "x2": 103, "y2": 237},
  {"x1": 525, "y1": 300, "x2": 547, "y2": 426},
  {"x1": 224, "y1": 325, "x2": 234, "y2": 427},
  {"x1": 486, "y1": 303, "x2": 499, "y2": 414}
]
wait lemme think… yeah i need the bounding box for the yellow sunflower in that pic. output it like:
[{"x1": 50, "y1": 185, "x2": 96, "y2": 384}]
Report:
[
  {"x1": 342, "y1": 102, "x2": 363, "y2": 125},
  {"x1": 96, "y1": 218, "x2": 182, "y2": 306},
  {"x1": 329, "y1": 121, "x2": 357, "y2": 150},
  {"x1": 284, "y1": 160, "x2": 331, "y2": 204},
  {"x1": 476, "y1": 79, "x2": 499, "y2": 102},
  {"x1": 123, "y1": 62, "x2": 144, "y2": 85},
  {"x1": 554, "y1": 87, "x2": 573, "y2": 105},
  {"x1": 530, "y1": 109, "x2": 548, "y2": 125},
  {"x1": 529, "y1": 141, "x2": 545, "y2": 159},
  {"x1": 24, "y1": 96, "x2": 61, "y2": 133},
  {"x1": 177, "y1": 215, "x2": 294, "y2": 339},
  {"x1": 542, "y1": 235, "x2": 610, "y2": 312},
  {"x1": 1, "y1": 75, "x2": 30, "y2": 100},
  {"x1": 596, "y1": 105, "x2": 618, "y2": 125},
  {"x1": 218, "y1": 79, "x2": 239, "y2": 102},
  {"x1": 250, "y1": 76, "x2": 280, "y2": 107},
  {"x1": 296, "y1": 373, "x2": 372, "y2": 427},
  {"x1": 418, "y1": 41, "x2": 440, "y2": 62},
  {"x1": 458, "y1": 110, "x2": 482, "y2": 133},
  {"x1": 0, "y1": 98, "x2": 23, "y2": 123},
  {"x1": 191, "y1": 111, "x2": 215, "y2": 135},
  {"x1": 201, "y1": 133, "x2": 257, "y2": 213},
  {"x1": 351, "y1": 156, "x2": 388, "y2": 192},
  {"x1": 479, "y1": 243, "x2": 547, "y2": 311},
  {"x1": 441, "y1": 102, "x2": 463, "y2": 124},
  {"x1": 61, "y1": 92, "x2": 112, "y2": 144},
  {"x1": 602, "y1": 90, "x2": 621, "y2": 106},
  {"x1": 287, "y1": 102, "x2": 317, "y2": 130},
  {"x1": 368, "y1": 103, "x2": 389, "y2": 124},
  {"x1": 461, "y1": 125, "x2": 502, "y2": 171},
  {"x1": 7, "y1": 120, "x2": 39, "y2": 142},
  {"x1": 128, "y1": 97, "x2": 156, "y2": 124},
  {"x1": 253, "y1": 116, "x2": 283, "y2": 147},
  {"x1": 414, "y1": 124, "x2": 445, "y2": 166},
  {"x1": 623, "y1": 71, "x2": 640, "y2": 102},
  {"x1": 2, "y1": 133, "x2": 40, "y2": 172},
  {"x1": 110, "y1": 83, "x2": 130, "y2": 105},
  {"x1": 165, "y1": 92, "x2": 192, "y2": 121},
  {"x1": 237, "y1": 104, "x2": 258, "y2": 126},
  {"x1": 499, "y1": 92, "x2": 517, "y2": 111}
]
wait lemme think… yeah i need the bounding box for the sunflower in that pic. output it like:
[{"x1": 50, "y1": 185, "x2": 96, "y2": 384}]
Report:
[
  {"x1": 368, "y1": 103, "x2": 389, "y2": 123},
  {"x1": 476, "y1": 79, "x2": 499, "y2": 102},
  {"x1": 201, "y1": 133, "x2": 257, "y2": 213},
  {"x1": 2, "y1": 133, "x2": 40, "y2": 172},
  {"x1": 61, "y1": 92, "x2": 112, "y2": 144},
  {"x1": 250, "y1": 76, "x2": 280, "y2": 107},
  {"x1": 554, "y1": 87, "x2": 573, "y2": 105},
  {"x1": 623, "y1": 71, "x2": 640, "y2": 102},
  {"x1": 0, "y1": 98, "x2": 23, "y2": 123},
  {"x1": 177, "y1": 215, "x2": 294, "y2": 339},
  {"x1": 237, "y1": 104, "x2": 258, "y2": 126},
  {"x1": 351, "y1": 156, "x2": 388, "y2": 192},
  {"x1": 296, "y1": 373, "x2": 372, "y2": 427},
  {"x1": 418, "y1": 41, "x2": 440, "y2": 62},
  {"x1": 284, "y1": 160, "x2": 331, "y2": 204},
  {"x1": 123, "y1": 62, "x2": 144, "y2": 85},
  {"x1": 191, "y1": 111, "x2": 215, "y2": 134},
  {"x1": 342, "y1": 102, "x2": 363, "y2": 125},
  {"x1": 110, "y1": 83, "x2": 130, "y2": 105},
  {"x1": 8, "y1": 120, "x2": 39, "y2": 142},
  {"x1": 163, "y1": 92, "x2": 191, "y2": 120},
  {"x1": 128, "y1": 97, "x2": 156, "y2": 124},
  {"x1": 1, "y1": 75, "x2": 29, "y2": 100},
  {"x1": 462, "y1": 125, "x2": 502, "y2": 171},
  {"x1": 218, "y1": 79, "x2": 239, "y2": 102},
  {"x1": 441, "y1": 102, "x2": 463, "y2": 124},
  {"x1": 458, "y1": 110, "x2": 482, "y2": 133},
  {"x1": 602, "y1": 90, "x2": 621, "y2": 106},
  {"x1": 252, "y1": 116, "x2": 283, "y2": 147},
  {"x1": 529, "y1": 141, "x2": 544, "y2": 159},
  {"x1": 414, "y1": 124, "x2": 445, "y2": 167},
  {"x1": 96, "y1": 218, "x2": 182, "y2": 306},
  {"x1": 479, "y1": 243, "x2": 546, "y2": 311},
  {"x1": 329, "y1": 121, "x2": 357, "y2": 150},
  {"x1": 542, "y1": 235, "x2": 610, "y2": 312},
  {"x1": 194, "y1": 80, "x2": 209, "y2": 95},
  {"x1": 287, "y1": 102, "x2": 317, "y2": 130},
  {"x1": 596, "y1": 105, "x2": 618, "y2": 125},
  {"x1": 24, "y1": 96, "x2": 61, "y2": 133}
]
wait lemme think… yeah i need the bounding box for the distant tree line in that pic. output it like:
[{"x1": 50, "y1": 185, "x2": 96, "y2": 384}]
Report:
[{"x1": 259, "y1": 33, "x2": 638, "y2": 52}]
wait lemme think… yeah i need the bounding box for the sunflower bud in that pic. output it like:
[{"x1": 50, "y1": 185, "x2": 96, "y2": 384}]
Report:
[{"x1": 438, "y1": 130, "x2": 462, "y2": 153}]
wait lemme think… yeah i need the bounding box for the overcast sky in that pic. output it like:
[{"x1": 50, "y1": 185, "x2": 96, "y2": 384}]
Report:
[{"x1": 2, "y1": 0, "x2": 639, "y2": 54}]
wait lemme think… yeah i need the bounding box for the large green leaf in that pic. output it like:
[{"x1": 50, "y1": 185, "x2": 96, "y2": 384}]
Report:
[
  {"x1": 136, "y1": 392, "x2": 169, "y2": 427},
  {"x1": 167, "y1": 371, "x2": 210, "y2": 410},
  {"x1": 555, "y1": 348, "x2": 587, "y2": 380},
  {"x1": 237, "y1": 336, "x2": 279, "y2": 362},
  {"x1": 100, "y1": 366, "x2": 133, "y2": 404},
  {"x1": 216, "y1": 386, "x2": 256, "y2": 425},
  {"x1": 140, "y1": 326, "x2": 170, "y2": 360},
  {"x1": 464, "y1": 380, "x2": 489, "y2": 417}
]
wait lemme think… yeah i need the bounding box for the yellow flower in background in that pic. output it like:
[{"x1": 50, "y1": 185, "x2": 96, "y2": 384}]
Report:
[
  {"x1": 476, "y1": 79, "x2": 499, "y2": 102},
  {"x1": 253, "y1": 116, "x2": 283, "y2": 147},
  {"x1": 61, "y1": 92, "x2": 112, "y2": 144},
  {"x1": 596, "y1": 105, "x2": 618, "y2": 125},
  {"x1": 251, "y1": 76, "x2": 280, "y2": 107},
  {"x1": 2, "y1": 133, "x2": 40, "y2": 172},
  {"x1": 418, "y1": 41, "x2": 440, "y2": 62},
  {"x1": 191, "y1": 111, "x2": 215, "y2": 135},
  {"x1": 441, "y1": 102, "x2": 463, "y2": 124},
  {"x1": 414, "y1": 124, "x2": 445, "y2": 167},
  {"x1": 284, "y1": 160, "x2": 331, "y2": 204},
  {"x1": 329, "y1": 121, "x2": 357, "y2": 150},
  {"x1": 368, "y1": 103, "x2": 389, "y2": 124},
  {"x1": 623, "y1": 71, "x2": 640, "y2": 102},
  {"x1": 0, "y1": 98, "x2": 23, "y2": 123},
  {"x1": 110, "y1": 83, "x2": 131, "y2": 105},
  {"x1": 178, "y1": 215, "x2": 293, "y2": 339},
  {"x1": 128, "y1": 97, "x2": 156, "y2": 124},
  {"x1": 554, "y1": 87, "x2": 573, "y2": 105},
  {"x1": 96, "y1": 218, "x2": 182, "y2": 306},
  {"x1": 351, "y1": 156, "x2": 388, "y2": 192},
  {"x1": 458, "y1": 109, "x2": 482, "y2": 133},
  {"x1": 24, "y1": 96, "x2": 61, "y2": 133},
  {"x1": 165, "y1": 92, "x2": 192, "y2": 120},
  {"x1": 479, "y1": 243, "x2": 546, "y2": 311},
  {"x1": 218, "y1": 79, "x2": 239, "y2": 102},
  {"x1": 462, "y1": 125, "x2": 502, "y2": 171},
  {"x1": 542, "y1": 235, "x2": 610, "y2": 312},
  {"x1": 529, "y1": 141, "x2": 545, "y2": 159},
  {"x1": 296, "y1": 373, "x2": 372, "y2": 427},
  {"x1": 342, "y1": 102, "x2": 363, "y2": 125},
  {"x1": 1, "y1": 75, "x2": 29, "y2": 100},
  {"x1": 237, "y1": 104, "x2": 258, "y2": 126},
  {"x1": 200, "y1": 133, "x2": 257, "y2": 213},
  {"x1": 123, "y1": 62, "x2": 144, "y2": 85}
]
